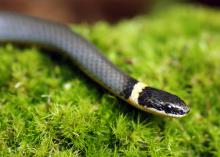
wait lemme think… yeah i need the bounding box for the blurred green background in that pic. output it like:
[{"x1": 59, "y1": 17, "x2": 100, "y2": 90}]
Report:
[{"x1": 0, "y1": 0, "x2": 219, "y2": 23}]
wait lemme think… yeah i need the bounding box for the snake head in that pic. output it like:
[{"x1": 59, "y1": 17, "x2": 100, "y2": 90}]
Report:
[{"x1": 138, "y1": 87, "x2": 190, "y2": 117}]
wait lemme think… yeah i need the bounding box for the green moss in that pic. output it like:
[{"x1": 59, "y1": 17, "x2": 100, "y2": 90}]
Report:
[{"x1": 0, "y1": 5, "x2": 220, "y2": 156}]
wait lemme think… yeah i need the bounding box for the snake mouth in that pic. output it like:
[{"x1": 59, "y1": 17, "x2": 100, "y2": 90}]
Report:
[{"x1": 141, "y1": 98, "x2": 190, "y2": 118}]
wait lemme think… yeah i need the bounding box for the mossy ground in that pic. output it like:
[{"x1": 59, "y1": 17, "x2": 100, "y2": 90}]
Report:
[{"x1": 0, "y1": 5, "x2": 220, "y2": 157}]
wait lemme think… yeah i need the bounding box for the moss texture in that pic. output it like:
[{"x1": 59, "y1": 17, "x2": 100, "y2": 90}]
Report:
[{"x1": 0, "y1": 5, "x2": 220, "y2": 157}]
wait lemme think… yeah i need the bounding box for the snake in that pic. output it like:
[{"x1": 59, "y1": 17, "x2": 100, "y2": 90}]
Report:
[{"x1": 0, "y1": 12, "x2": 190, "y2": 118}]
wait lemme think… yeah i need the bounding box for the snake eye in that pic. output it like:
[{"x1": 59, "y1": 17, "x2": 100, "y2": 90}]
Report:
[
  {"x1": 167, "y1": 104, "x2": 172, "y2": 108},
  {"x1": 163, "y1": 102, "x2": 189, "y2": 116}
]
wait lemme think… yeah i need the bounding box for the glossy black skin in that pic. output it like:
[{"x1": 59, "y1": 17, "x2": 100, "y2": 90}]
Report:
[
  {"x1": 0, "y1": 12, "x2": 190, "y2": 117},
  {"x1": 138, "y1": 87, "x2": 190, "y2": 116}
]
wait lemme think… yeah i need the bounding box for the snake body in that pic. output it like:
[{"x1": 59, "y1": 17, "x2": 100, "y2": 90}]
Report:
[{"x1": 0, "y1": 12, "x2": 189, "y2": 117}]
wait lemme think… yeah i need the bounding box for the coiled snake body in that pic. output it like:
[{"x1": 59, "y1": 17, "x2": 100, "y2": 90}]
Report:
[{"x1": 0, "y1": 12, "x2": 189, "y2": 117}]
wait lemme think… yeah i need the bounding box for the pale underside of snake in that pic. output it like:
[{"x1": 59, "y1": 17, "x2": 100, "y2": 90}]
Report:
[{"x1": 0, "y1": 12, "x2": 190, "y2": 118}]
